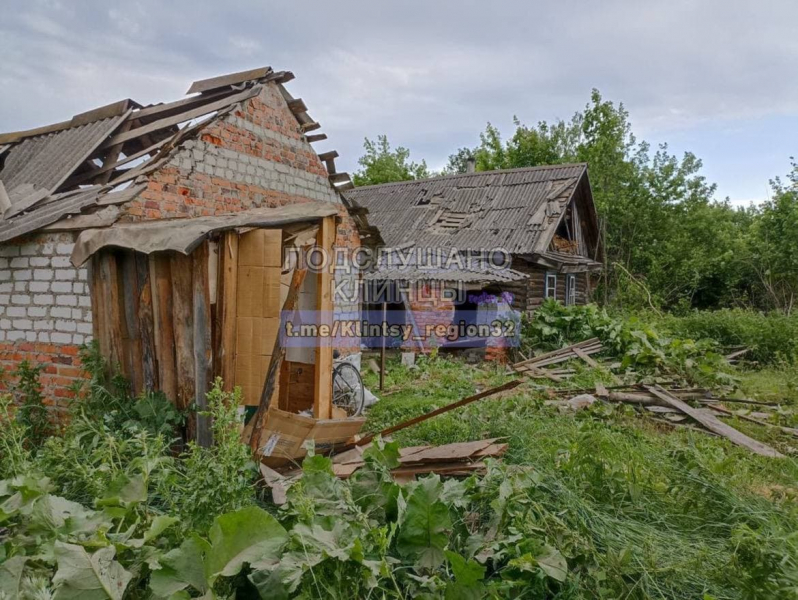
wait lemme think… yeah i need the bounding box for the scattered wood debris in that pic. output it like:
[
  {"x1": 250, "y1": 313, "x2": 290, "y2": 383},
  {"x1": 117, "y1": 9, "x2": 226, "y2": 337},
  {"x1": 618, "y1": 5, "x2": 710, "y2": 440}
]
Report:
[
  {"x1": 588, "y1": 382, "x2": 785, "y2": 458},
  {"x1": 513, "y1": 338, "x2": 616, "y2": 382},
  {"x1": 260, "y1": 438, "x2": 508, "y2": 503},
  {"x1": 724, "y1": 347, "x2": 751, "y2": 363}
]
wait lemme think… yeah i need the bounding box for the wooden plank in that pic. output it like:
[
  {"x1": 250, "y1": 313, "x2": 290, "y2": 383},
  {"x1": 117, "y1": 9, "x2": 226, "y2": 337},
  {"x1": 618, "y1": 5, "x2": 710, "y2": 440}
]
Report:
[
  {"x1": 100, "y1": 253, "x2": 125, "y2": 374},
  {"x1": 710, "y1": 404, "x2": 798, "y2": 438},
  {"x1": 306, "y1": 134, "x2": 327, "y2": 143},
  {"x1": 99, "y1": 87, "x2": 258, "y2": 149},
  {"x1": 187, "y1": 66, "x2": 272, "y2": 94},
  {"x1": 313, "y1": 216, "x2": 335, "y2": 420},
  {"x1": 354, "y1": 380, "x2": 522, "y2": 448},
  {"x1": 119, "y1": 252, "x2": 144, "y2": 395},
  {"x1": 645, "y1": 385, "x2": 783, "y2": 458},
  {"x1": 218, "y1": 233, "x2": 239, "y2": 391},
  {"x1": 573, "y1": 346, "x2": 600, "y2": 368},
  {"x1": 513, "y1": 338, "x2": 600, "y2": 368},
  {"x1": 192, "y1": 243, "x2": 213, "y2": 448},
  {"x1": 249, "y1": 265, "x2": 309, "y2": 453},
  {"x1": 151, "y1": 255, "x2": 177, "y2": 403},
  {"x1": 135, "y1": 253, "x2": 157, "y2": 391},
  {"x1": 64, "y1": 138, "x2": 170, "y2": 188},
  {"x1": 170, "y1": 253, "x2": 195, "y2": 422}
]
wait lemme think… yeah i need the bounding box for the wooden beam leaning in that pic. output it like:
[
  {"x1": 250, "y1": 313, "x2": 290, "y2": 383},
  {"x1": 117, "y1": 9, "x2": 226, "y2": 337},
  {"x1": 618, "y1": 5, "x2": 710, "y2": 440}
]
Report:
[
  {"x1": 218, "y1": 233, "x2": 239, "y2": 391},
  {"x1": 645, "y1": 385, "x2": 783, "y2": 458},
  {"x1": 192, "y1": 243, "x2": 213, "y2": 448},
  {"x1": 249, "y1": 264, "x2": 309, "y2": 453},
  {"x1": 313, "y1": 216, "x2": 336, "y2": 420},
  {"x1": 355, "y1": 380, "x2": 522, "y2": 448}
]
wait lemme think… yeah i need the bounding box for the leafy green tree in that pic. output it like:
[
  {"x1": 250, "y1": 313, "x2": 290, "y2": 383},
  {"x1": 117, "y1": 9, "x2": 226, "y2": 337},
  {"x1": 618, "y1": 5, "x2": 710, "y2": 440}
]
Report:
[
  {"x1": 352, "y1": 135, "x2": 430, "y2": 186},
  {"x1": 747, "y1": 160, "x2": 798, "y2": 313}
]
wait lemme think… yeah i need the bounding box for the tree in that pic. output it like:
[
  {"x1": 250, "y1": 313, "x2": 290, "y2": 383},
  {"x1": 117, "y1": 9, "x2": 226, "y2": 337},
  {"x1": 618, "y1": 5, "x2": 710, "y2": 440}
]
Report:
[
  {"x1": 747, "y1": 160, "x2": 798, "y2": 313},
  {"x1": 352, "y1": 135, "x2": 430, "y2": 187}
]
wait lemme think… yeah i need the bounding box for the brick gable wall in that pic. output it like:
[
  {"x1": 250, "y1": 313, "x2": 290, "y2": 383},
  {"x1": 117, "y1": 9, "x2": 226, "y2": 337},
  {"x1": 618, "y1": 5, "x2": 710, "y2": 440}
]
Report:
[{"x1": 0, "y1": 82, "x2": 362, "y2": 405}]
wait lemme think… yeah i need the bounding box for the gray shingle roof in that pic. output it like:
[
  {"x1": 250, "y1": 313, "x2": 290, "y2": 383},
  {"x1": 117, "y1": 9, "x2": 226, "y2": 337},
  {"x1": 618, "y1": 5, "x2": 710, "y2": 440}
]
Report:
[{"x1": 345, "y1": 164, "x2": 587, "y2": 255}]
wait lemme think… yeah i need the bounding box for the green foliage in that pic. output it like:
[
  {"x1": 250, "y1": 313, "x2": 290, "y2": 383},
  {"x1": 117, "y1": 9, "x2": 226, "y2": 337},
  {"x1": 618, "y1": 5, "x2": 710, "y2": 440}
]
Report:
[
  {"x1": 655, "y1": 308, "x2": 798, "y2": 365},
  {"x1": 352, "y1": 134, "x2": 430, "y2": 186},
  {"x1": 9, "y1": 361, "x2": 51, "y2": 448},
  {"x1": 163, "y1": 379, "x2": 257, "y2": 532},
  {"x1": 521, "y1": 300, "x2": 733, "y2": 385},
  {"x1": 0, "y1": 395, "x2": 31, "y2": 480}
]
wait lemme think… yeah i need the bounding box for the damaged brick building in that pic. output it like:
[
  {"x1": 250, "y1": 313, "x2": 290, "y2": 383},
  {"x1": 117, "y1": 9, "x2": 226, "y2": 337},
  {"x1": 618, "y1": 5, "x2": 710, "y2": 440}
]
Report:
[{"x1": 0, "y1": 66, "x2": 376, "y2": 411}]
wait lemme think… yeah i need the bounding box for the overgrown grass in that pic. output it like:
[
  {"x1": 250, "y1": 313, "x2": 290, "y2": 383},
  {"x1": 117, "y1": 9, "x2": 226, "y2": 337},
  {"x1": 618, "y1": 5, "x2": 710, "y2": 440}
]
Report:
[{"x1": 365, "y1": 354, "x2": 798, "y2": 598}]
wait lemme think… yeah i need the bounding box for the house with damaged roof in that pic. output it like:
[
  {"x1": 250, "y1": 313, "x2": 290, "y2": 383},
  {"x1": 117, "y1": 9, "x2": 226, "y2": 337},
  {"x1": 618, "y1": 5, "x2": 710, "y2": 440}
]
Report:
[
  {"x1": 0, "y1": 66, "x2": 377, "y2": 437},
  {"x1": 345, "y1": 163, "x2": 602, "y2": 359}
]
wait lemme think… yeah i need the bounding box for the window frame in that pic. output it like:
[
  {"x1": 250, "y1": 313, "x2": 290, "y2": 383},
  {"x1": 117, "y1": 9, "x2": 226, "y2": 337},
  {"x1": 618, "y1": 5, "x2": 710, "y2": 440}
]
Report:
[
  {"x1": 565, "y1": 274, "x2": 577, "y2": 306},
  {"x1": 545, "y1": 271, "x2": 557, "y2": 300}
]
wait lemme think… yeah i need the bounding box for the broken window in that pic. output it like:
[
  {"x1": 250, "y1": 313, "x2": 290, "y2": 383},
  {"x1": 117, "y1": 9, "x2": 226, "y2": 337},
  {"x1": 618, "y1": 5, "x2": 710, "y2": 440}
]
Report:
[
  {"x1": 565, "y1": 274, "x2": 577, "y2": 306},
  {"x1": 545, "y1": 272, "x2": 557, "y2": 299}
]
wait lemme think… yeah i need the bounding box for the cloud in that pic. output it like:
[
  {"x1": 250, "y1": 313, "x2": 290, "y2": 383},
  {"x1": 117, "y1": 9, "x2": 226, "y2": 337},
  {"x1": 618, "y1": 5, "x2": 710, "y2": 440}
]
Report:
[{"x1": 0, "y1": 0, "x2": 795, "y2": 201}]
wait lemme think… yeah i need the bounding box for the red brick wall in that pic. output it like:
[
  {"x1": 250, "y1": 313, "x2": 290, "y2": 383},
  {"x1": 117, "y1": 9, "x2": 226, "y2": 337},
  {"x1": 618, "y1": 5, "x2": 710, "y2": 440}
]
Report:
[{"x1": 0, "y1": 342, "x2": 83, "y2": 414}]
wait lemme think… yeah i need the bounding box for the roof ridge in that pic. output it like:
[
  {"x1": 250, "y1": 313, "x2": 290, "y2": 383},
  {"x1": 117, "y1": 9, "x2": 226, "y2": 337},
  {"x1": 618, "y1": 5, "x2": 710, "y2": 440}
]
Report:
[{"x1": 347, "y1": 162, "x2": 588, "y2": 192}]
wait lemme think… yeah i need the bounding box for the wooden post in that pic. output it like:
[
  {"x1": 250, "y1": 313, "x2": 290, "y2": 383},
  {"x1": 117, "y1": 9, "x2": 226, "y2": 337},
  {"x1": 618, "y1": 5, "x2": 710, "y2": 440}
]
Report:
[
  {"x1": 218, "y1": 233, "x2": 239, "y2": 390},
  {"x1": 380, "y1": 301, "x2": 386, "y2": 391},
  {"x1": 192, "y1": 243, "x2": 213, "y2": 448},
  {"x1": 313, "y1": 216, "x2": 335, "y2": 420},
  {"x1": 248, "y1": 265, "x2": 308, "y2": 453}
]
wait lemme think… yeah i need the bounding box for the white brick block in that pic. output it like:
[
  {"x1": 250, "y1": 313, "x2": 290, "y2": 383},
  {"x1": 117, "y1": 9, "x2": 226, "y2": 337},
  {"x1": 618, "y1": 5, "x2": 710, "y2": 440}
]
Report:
[
  {"x1": 25, "y1": 331, "x2": 36, "y2": 342},
  {"x1": 10, "y1": 257, "x2": 29, "y2": 268},
  {"x1": 7, "y1": 307, "x2": 26, "y2": 317},
  {"x1": 14, "y1": 282, "x2": 27, "y2": 292},
  {"x1": 79, "y1": 296, "x2": 91, "y2": 308},
  {"x1": 13, "y1": 270, "x2": 32, "y2": 281},
  {"x1": 11, "y1": 294, "x2": 30, "y2": 305},
  {"x1": 0, "y1": 270, "x2": 11, "y2": 279},
  {"x1": 51, "y1": 281, "x2": 72, "y2": 293},
  {"x1": 0, "y1": 294, "x2": 8, "y2": 304},
  {"x1": 54, "y1": 269, "x2": 77, "y2": 280},
  {"x1": 51, "y1": 332, "x2": 72, "y2": 344},
  {"x1": 29, "y1": 281, "x2": 49, "y2": 292},
  {"x1": 0, "y1": 331, "x2": 5, "y2": 341},
  {"x1": 0, "y1": 283, "x2": 12, "y2": 293},
  {"x1": 40, "y1": 243, "x2": 54, "y2": 255},
  {"x1": 72, "y1": 334, "x2": 85, "y2": 345},
  {"x1": 12, "y1": 319, "x2": 32, "y2": 330},
  {"x1": 20, "y1": 244, "x2": 38, "y2": 256},
  {"x1": 34, "y1": 320, "x2": 53, "y2": 331},
  {"x1": 0, "y1": 319, "x2": 10, "y2": 329},
  {"x1": 8, "y1": 331, "x2": 25, "y2": 341},
  {"x1": 51, "y1": 256, "x2": 72, "y2": 268},
  {"x1": 33, "y1": 269, "x2": 53, "y2": 280},
  {"x1": 73, "y1": 282, "x2": 84, "y2": 294},
  {"x1": 51, "y1": 307, "x2": 72, "y2": 318},
  {"x1": 0, "y1": 247, "x2": 20, "y2": 258},
  {"x1": 56, "y1": 320, "x2": 77, "y2": 332},
  {"x1": 77, "y1": 322, "x2": 93, "y2": 335},
  {"x1": 29, "y1": 257, "x2": 50, "y2": 267},
  {"x1": 0, "y1": 259, "x2": 8, "y2": 269},
  {"x1": 56, "y1": 243, "x2": 75, "y2": 255},
  {"x1": 78, "y1": 269, "x2": 88, "y2": 281},
  {"x1": 56, "y1": 295, "x2": 78, "y2": 306},
  {"x1": 38, "y1": 332, "x2": 50, "y2": 343},
  {"x1": 71, "y1": 309, "x2": 82, "y2": 319},
  {"x1": 27, "y1": 307, "x2": 46, "y2": 318},
  {"x1": 33, "y1": 294, "x2": 54, "y2": 305}
]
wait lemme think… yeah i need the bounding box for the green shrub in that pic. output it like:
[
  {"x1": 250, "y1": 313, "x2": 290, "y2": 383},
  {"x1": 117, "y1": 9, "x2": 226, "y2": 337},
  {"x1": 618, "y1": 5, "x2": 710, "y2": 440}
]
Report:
[
  {"x1": 655, "y1": 308, "x2": 798, "y2": 365},
  {"x1": 521, "y1": 299, "x2": 733, "y2": 385}
]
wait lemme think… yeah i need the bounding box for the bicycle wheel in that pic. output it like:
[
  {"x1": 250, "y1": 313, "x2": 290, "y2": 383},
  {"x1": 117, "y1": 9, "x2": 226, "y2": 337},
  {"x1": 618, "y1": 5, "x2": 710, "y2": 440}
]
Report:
[{"x1": 332, "y1": 362, "x2": 365, "y2": 417}]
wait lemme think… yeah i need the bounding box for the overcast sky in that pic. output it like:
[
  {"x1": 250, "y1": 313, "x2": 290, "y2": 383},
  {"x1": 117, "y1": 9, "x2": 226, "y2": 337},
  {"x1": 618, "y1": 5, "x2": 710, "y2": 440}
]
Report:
[{"x1": 1, "y1": 0, "x2": 796, "y2": 204}]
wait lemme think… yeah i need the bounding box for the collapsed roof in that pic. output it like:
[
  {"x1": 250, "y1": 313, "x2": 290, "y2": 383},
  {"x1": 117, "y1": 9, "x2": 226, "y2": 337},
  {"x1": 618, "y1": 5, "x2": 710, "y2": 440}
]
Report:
[{"x1": 0, "y1": 66, "x2": 356, "y2": 244}]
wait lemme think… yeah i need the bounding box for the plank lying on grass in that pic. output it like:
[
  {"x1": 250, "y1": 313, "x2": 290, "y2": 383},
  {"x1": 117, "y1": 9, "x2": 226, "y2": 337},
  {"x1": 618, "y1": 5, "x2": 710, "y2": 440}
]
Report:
[{"x1": 644, "y1": 385, "x2": 784, "y2": 458}]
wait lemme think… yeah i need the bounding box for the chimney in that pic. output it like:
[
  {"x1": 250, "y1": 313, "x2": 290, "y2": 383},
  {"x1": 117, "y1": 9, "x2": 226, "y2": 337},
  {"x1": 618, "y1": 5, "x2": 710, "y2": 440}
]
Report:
[{"x1": 466, "y1": 157, "x2": 476, "y2": 173}]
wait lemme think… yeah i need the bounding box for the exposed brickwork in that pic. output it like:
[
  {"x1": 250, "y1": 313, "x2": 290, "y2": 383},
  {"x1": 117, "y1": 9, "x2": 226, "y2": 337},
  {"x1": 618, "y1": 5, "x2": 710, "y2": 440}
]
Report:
[
  {"x1": 0, "y1": 80, "x2": 363, "y2": 402},
  {"x1": 0, "y1": 342, "x2": 84, "y2": 410}
]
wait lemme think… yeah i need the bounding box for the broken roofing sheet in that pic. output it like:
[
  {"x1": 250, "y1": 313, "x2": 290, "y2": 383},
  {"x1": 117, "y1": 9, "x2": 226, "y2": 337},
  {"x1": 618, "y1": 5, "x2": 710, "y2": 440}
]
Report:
[{"x1": 0, "y1": 66, "x2": 352, "y2": 244}]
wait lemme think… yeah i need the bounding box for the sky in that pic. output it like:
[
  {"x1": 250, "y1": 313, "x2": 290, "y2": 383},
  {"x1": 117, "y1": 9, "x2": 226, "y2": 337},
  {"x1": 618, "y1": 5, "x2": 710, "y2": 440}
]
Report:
[{"x1": 1, "y1": 0, "x2": 796, "y2": 205}]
